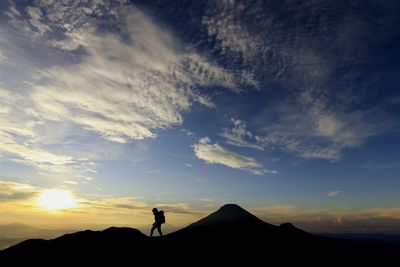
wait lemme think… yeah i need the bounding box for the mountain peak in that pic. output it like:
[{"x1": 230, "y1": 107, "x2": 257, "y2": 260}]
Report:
[
  {"x1": 187, "y1": 204, "x2": 268, "y2": 228},
  {"x1": 210, "y1": 203, "x2": 254, "y2": 218},
  {"x1": 218, "y1": 203, "x2": 245, "y2": 212}
]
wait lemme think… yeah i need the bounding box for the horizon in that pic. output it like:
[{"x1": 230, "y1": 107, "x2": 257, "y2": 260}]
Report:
[
  {"x1": 1, "y1": 1, "x2": 400, "y2": 236},
  {"x1": 3, "y1": 203, "x2": 400, "y2": 235}
]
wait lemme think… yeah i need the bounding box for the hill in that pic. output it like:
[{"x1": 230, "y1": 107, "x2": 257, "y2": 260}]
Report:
[
  {"x1": 0, "y1": 223, "x2": 77, "y2": 250},
  {"x1": 1, "y1": 204, "x2": 398, "y2": 264}
]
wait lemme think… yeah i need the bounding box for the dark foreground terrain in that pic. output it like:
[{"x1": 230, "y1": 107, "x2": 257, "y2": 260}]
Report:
[{"x1": 1, "y1": 204, "x2": 398, "y2": 264}]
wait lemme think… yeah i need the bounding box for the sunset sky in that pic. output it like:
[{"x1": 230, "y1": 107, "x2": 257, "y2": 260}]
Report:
[{"x1": 1, "y1": 0, "x2": 400, "y2": 234}]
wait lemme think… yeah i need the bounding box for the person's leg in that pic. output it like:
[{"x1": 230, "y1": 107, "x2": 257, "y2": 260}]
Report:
[
  {"x1": 157, "y1": 225, "x2": 163, "y2": 236},
  {"x1": 150, "y1": 225, "x2": 156, "y2": 237}
]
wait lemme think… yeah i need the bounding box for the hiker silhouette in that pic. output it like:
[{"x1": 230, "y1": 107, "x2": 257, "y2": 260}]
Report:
[{"x1": 150, "y1": 208, "x2": 165, "y2": 237}]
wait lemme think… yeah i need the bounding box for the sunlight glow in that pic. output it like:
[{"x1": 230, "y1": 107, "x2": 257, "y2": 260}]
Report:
[{"x1": 37, "y1": 189, "x2": 77, "y2": 211}]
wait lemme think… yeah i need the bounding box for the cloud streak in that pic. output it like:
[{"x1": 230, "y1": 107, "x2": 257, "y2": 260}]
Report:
[
  {"x1": 193, "y1": 137, "x2": 276, "y2": 175},
  {"x1": 0, "y1": 88, "x2": 96, "y2": 176},
  {"x1": 327, "y1": 191, "x2": 344, "y2": 197},
  {"x1": 0, "y1": 181, "x2": 41, "y2": 201},
  {"x1": 0, "y1": 50, "x2": 6, "y2": 63},
  {"x1": 220, "y1": 118, "x2": 263, "y2": 150}
]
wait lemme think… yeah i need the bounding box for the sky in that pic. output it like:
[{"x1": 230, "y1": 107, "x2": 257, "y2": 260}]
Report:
[{"x1": 1, "y1": 0, "x2": 400, "y2": 234}]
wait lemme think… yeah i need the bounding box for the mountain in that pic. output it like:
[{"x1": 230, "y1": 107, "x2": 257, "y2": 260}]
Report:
[
  {"x1": 169, "y1": 204, "x2": 311, "y2": 243},
  {"x1": 165, "y1": 204, "x2": 319, "y2": 263},
  {"x1": 170, "y1": 204, "x2": 284, "y2": 240},
  {"x1": 0, "y1": 223, "x2": 38, "y2": 237},
  {"x1": 317, "y1": 233, "x2": 400, "y2": 244},
  {"x1": 1, "y1": 204, "x2": 398, "y2": 264},
  {"x1": 0, "y1": 224, "x2": 40, "y2": 251},
  {"x1": 0, "y1": 223, "x2": 77, "y2": 250},
  {"x1": 186, "y1": 203, "x2": 270, "y2": 227}
]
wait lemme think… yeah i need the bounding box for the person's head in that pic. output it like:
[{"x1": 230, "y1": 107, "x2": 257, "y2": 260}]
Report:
[{"x1": 152, "y1": 208, "x2": 158, "y2": 214}]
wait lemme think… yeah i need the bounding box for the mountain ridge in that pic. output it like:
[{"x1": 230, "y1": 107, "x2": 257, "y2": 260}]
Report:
[{"x1": 1, "y1": 204, "x2": 398, "y2": 264}]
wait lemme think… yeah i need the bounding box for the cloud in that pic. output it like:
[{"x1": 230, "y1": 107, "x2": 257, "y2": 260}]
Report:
[
  {"x1": 3, "y1": 1, "x2": 237, "y2": 143},
  {"x1": 0, "y1": 88, "x2": 96, "y2": 176},
  {"x1": 30, "y1": 14, "x2": 191, "y2": 142},
  {"x1": 4, "y1": 1, "x2": 52, "y2": 38},
  {"x1": 370, "y1": 207, "x2": 400, "y2": 219},
  {"x1": 0, "y1": 179, "x2": 200, "y2": 216},
  {"x1": 220, "y1": 99, "x2": 390, "y2": 162},
  {"x1": 0, "y1": 50, "x2": 6, "y2": 63},
  {"x1": 254, "y1": 96, "x2": 386, "y2": 161},
  {"x1": 202, "y1": 1, "x2": 394, "y2": 161},
  {"x1": 0, "y1": 180, "x2": 41, "y2": 201},
  {"x1": 181, "y1": 129, "x2": 195, "y2": 137},
  {"x1": 153, "y1": 203, "x2": 206, "y2": 215},
  {"x1": 202, "y1": 1, "x2": 263, "y2": 63},
  {"x1": 26, "y1": 6, "x2": 51, "y2": 36},
  {"x1": 193, "y1": 137, "x2": 276, "y2": 175},
  {"x1": 4, "y1": 1, "x2": 20, "y2": 19},
  {"x1": 220, "y1": 118, "x2": 263, "y2": 150},
  {"x1": 332, "y1": 216, "x2": 344, "y2": 226},
  {"x1": 0, "y1": 181, "x2": 206, "y2": 228},
  {"x1": 0, "y1": 1, "x2": 239, "y2": 177},
  {"x1": 221, "y1": 110, "x2": 381, "y2": 161},
  {"x1": 327, "y1": 191, "x2": 344, "y2": 197}
]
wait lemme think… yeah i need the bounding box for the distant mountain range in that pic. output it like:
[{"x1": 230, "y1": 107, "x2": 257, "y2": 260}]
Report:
[
  {"x1": 317, "y1": 232, "x2": 400, "y2": 244},
  {"x1": 0, "y1": 223, "x2": 38, "y2": 236},
  {"x1": 0, "y1": 223, "x2": 76, "y2": 251},
  {"x1": 1, "y1": 204, "x2": 398, "y2": 264}
]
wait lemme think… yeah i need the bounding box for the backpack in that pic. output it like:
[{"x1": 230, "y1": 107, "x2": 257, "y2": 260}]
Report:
[{"x1": 158, "y1": 210, "x2": 165, "y2": 224}]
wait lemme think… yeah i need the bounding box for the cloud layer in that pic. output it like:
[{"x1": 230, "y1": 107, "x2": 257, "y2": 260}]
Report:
[
  {"x1": 0, "y1": 1, "x2": 237, "y2": 178},
  {"x1": 202, "y1": 0, "x2": 394, "y2": 160},
  {"x1": 24, "y1": 1, "x2": 235, "y2": 143}
]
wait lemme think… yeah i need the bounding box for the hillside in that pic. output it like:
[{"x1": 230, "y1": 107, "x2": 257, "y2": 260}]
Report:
[{"x1": 1, "y1": 204, "x2": 398, "y2": 264}]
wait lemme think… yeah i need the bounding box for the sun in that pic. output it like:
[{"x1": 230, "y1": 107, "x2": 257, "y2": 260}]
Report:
[{"x1": 37, "y1": 189, "x2": 77, "y2": 211}]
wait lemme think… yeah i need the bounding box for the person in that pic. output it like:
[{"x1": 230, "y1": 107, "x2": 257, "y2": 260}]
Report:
[{"x1": 150, "y1": 208, "x2": 165, "y2": 237}]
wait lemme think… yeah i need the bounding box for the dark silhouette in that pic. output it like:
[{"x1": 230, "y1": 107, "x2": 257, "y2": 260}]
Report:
[
  {"x1": 1, "y1": 204, "x2": 398, "y2": 265},
  {"x1": 150, "y1": 208, "x2": 165, "y2": 237}
]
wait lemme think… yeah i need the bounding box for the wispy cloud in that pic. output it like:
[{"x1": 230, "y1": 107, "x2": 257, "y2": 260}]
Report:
[
  {"x1": 193, "y1": 137, "x2": 276, "y2": 175},
  {"x1": 220, "y1": 118, "x2": 263, "y2": 150},
  {"x1": 181, "y1": 129, "x2": 195, "y2": 137},
  {"x1": 25, "y1": 6, "x2": 51, "y2": 36},
  {"x1": 0, "y1": 50, "x2": 6, "y2": 63},
  {"x1": 2, "y1": 1, "x2": 238, "y2": 143},
  {"x1": 0, "y1": 88, "x2": 96, "y2": 177},
  {"x1": 0, "y1": 1, "x2": 238, "y2": 178},
  {"x1": 202, "y1": 1, "x2": 393, "y2": 161},
  {"x1": 221, "y1": 110, "x2": 381, "y2": 161},
  {"x1": 0, "y1": 180, "x2": 41, "y2": 201},
  {"x1": 254, "y1": 97, "x2": 387, "y2": 161},
  {"x1": 28, "y1": 6, "x2": 225, "y2": 143},
  {"x1": 327, "y1": 191, "x2": 344, "y2": 197}
]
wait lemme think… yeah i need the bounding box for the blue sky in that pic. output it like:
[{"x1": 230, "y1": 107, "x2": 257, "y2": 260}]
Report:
[{"x1": 1, "y1": 0, "x2": 400, "y2": 233}]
